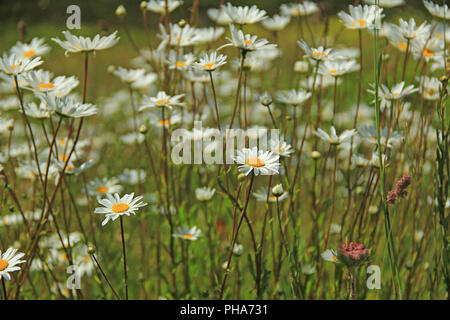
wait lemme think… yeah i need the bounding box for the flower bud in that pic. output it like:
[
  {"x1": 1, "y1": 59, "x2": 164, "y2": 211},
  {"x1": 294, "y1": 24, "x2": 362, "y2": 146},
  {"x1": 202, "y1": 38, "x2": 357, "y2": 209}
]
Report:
[
  {"x1": 271, "y1": 184, "x2": 284, "y2": 197},
  {"x1": 178, "y1": 19, "x2": 186, "y2": 28},
  {"x1": 311, "y1": 150, "x2": 321, "y2": 160},
  {"x1": 107, "y1": 65, "x2": 116, "y2": 74},
  {"x1": 259, "y1": 91, "x2": 272, "y2": 107},
  {"x1": 87, "y1": 246, "x2": 96, "y2": 254},
  {"x1": 115, "y1": 5, "x2": 126, "y2": 17},
  {"x1": 140, "y1": 1, "x2": 148, "y2": 10},
  {"x1": 139, "y1": 124, "x2": 148, "y2": 134},
  {"x1": 237, "y1": 173, "x2": 246, "y2": 181}
]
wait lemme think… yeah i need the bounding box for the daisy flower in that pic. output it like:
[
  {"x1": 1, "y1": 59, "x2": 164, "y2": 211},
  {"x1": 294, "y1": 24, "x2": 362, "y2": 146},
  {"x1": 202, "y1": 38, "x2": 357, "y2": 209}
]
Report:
[
  {"x1": 145, "y1": 0, "x2": 183, "y2": 14},
  {"x1": 225, "y1": 24, "x2": 276, "y2": 52},
  {"x1": 207, "y1": 8, "x2": 233, "y2": 25},
  {"x1": 390, "y1": 18, "x2": 431, "y2": 41},
  {"x1": 276, "y1": 89, "x2": 312, "y2": 106},
  {"x1": 157, "y1": 23, "x2": 200, "y2": 48},
  {"x1": 10, "y1": 37, "x2": 51, "y2": 59},
  {"x1": 337, "y1": 4, "x2": 384, "y2": 30},
  {"x1": 369, "y1": 82, "x2": 418, "y2": 109},
  {"x1": 363, "y1": 0, "x2": 405, "y2": 8},
  {"x1": 297, "y1": 40, "x2": 334, "y2": 62},
  {"x1": 412, "y1": 37, "x2": 444, "y2": 62},
  {"x1": 280, "y1": 2, "x2": 319, "y2": 17},
  {"x1": 234, "y1": 146, "x2": 280, "y2": 176},
  {"x1": 42, "y1": 93, "x2": 97, "y2": 118},
  {"x1": 94, "y1": 193, "x2": 148, "y2": 226},
  {"x1": 253, "y1": 187, "x2": 288, "y2": 202},
  {"x1": 112, "y1": 67, "x2": 147, "y2": 84},
  {"x1": 423, "y1": 0, "x2": 450, "y2": 20},
  {"x1": 21, "y1": 101, "x2": 52, "y2": 119},
  {"x1": 52, "y1": 31, "x2": 119, "y2": 56},
  {"x1": 166, "y1": 51, "x2": 196, "y2": 71},
  {"x1": 88, "y1": 177, "x2": 123, "y2": 197},
  {"x1": 195, "y1": 27, "x2": 226, "y2": 44},
  {"x1": 261, "y1": 14, "x2": 291, "y2": 32},
  {"x1": 270, "y1": 138, "x2": 295, "y2": 157},
  {"x1": 139, "y1": 91, "x2": 185, "y2": 111},
  {"x1": 418, "y1": 76, "x2": 443, "y2": 101},
  {"x1": 194, "y1": 51, "x2": 227, "y2": 72},
  {"x1": 195, "y1": 187, "x2": 216, "y2": 201},
  {"x1": 319, "y1": 59, "x2": 359, "y2": 77},
  {"x1": 223, "y1": 3, "x2": 267, "y2": 25},
  {"x1": 172, "y1": 226, "x2": 201, "y2": 240},
  {"x1": 0, "y1": 53, "x2": 43, "y2": 75},
  {"x1": 321, "y1": 249, "x2": 338, "y2": 262},
  {"x1": 0, "y1": 247, "x2": 26, "y2": 280},
  {"x1": 314, "y1": 126, "x2": 358, "y2": 145},
  {"x1": 22, "y1": 70, "x2": 79, "y2": 96}
]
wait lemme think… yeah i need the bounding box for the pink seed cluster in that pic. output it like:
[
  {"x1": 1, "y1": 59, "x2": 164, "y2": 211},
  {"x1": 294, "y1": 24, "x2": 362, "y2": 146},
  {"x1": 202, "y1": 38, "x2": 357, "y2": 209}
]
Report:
[
  {"x1": 337, "y1": 241, "x2": 369, "y2": 261},
  {"x1": 387, "y1": 174, "x2": 411, "y2": 204}
]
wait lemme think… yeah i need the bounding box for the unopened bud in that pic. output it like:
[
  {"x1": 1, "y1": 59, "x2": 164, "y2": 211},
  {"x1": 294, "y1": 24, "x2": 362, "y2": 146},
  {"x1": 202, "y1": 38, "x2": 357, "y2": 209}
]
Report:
[
  {"x1": 259, "y1": 91, "x2": 272, "y2": 107},
  {"x1": 311, "y1": 150, "x2": 321, "y2": 160},
  {"x1": 115, "y1": 5, "x2": 126, "y2": 17},
  {"x1": 294, "y1": 61, "x2": 309, "y2": 73},
  {"x1": 107, "y1": 65, "x2": 116, "y2": 74},
  {"x1": 140, "y1": 1, "x2": 148, "y2": 10},
  {"x1": 271, "y1": 184, "x2": 284, "y2": 197},
  {"x1": 87, "y1": 246, "x2": 96, "y2": 254},
  {"x1": 178, "y1": 19, "x2": 186, "y2": 28},
  {"x1": 237, "y1": 173, "x2": 246, "y2": 181},
  {"x1": 139, "y1": 124, "x2": 148, "y2": 134}
]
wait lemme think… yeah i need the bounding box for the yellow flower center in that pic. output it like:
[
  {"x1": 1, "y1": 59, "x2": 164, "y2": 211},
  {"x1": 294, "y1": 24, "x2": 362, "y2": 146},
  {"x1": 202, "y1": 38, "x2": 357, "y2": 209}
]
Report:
[
  {"x1": 182, "y1": 234, "x2": 194, "y2": 239},
  {"x1": 156, "y1": 99, "x2": 170, "y2": 105},
  {"x1": 111, "y1": 203, "x2": 130, "y2": 213},
  {"x1": 38, "y1": 82, "x2": 55, "y2": 89},
  {"x1": 60, "y1": 253, "x2": 69, "y2": 261},
  {"x1": 59, "y1": 154, "x2": 70, "y2": 162},
  {"x1": 423, "y1": 48, "x2": 434, "y2": 57},
  {"x1": 246, "y1": 157, "x2": 265, "y2": 167},
  {"x1": 59, "y1": 139, "x2": 66, "y2": 146},
  {"x1": 202, "y1": 63, "x2": 215, "y2": 69},
  {"x1": 358, "y1": 19, "x2": 366, "y2": 27},
  {"x1": 313, "y1": 51, "x2": 327, "y2": 58},
  {"x1": 23, "y1": 49, "x2": 36, "y2": 58},
  {"x1": 398, "y1": 42, "x2": 408, "y2": 51},
  {"x1": 175, "y1": 61, "x2": 187, "y2": 68},
  {"x1": 75, "y1": 45, "x2": 81, "y2": 50},
  {"x1": 244, "y1": 39, "x2": 253, "y2": 45},
  {"x1": 96, "y1": 186, "x2": 109, "y2": 194},
  {"x1": 293, "y1": 8, "x2": 300, "y2": 16},
  {"x1": 11, "y1": 64, "x2": 17, "y2": 70},
  {"x1": 329, "y1": 69, "x2": 337, "y2": 75},
  {"x1": 269, "y1": 195, "x2": 276, "y2": 201},
  {"x1": 158, "y1": 119, "x2": 170, "y2": 125},
  {"x1": 0, "y1": 259, "x2": 8, "y2": 271},
  {"x1": 436, "y1": 32, "x2": 442, "y2": 39}
]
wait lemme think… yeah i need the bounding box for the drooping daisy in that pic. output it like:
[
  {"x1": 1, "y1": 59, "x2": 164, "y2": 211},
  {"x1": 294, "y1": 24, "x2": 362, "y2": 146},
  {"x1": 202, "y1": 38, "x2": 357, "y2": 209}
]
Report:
[
  {"x1": 42, "y1": 93, "x2": 97, "y2": 118},
  {"x1": 276, "y1": 89, "x2": 312, "y2": 106},
  {"x1": 194, "y1": 51, "x2": 227, "y2": 72},
  {"x1": 94, "y1": 193, "x2": 148, "y2": 226},
  {"x1": 88, "y1": 177, "x2": 123, "y2": 197},
  {"x1": 423, "y1": 0, "x2": 450, "y2": 20},
  {"x1": 314, "y1": 126, "x2": 358, "y2": 146},
  {"x1": 145, "y1": 0, "x2": 183, "y2": 14},
  {"x1": 52, "y1": 31, "x2": 119, "y2": 56},
  {"x1": 261, "y1": 14, "x2": 291, "y2": 32},
  {"x1": 21, "y1": 101, "x2": 52, "y2": 119},
  {"x1": 225, "y1": 24, "x2": 276, "y2": 52},
  {"x1": 223, "y1": 3, "x2": 267, "y2": 25},
  {"x1": 0, "y1": 53, "x2": 43, "y2": 75},
  {"x1": 337, "y1": 4, "x2": 384, "y2": 30},
  {"x1": 139, "y1": 91, "x2": 185, "y2": 111},
  {"x1": 195, "y1": 187, "x2": 216, "y2": 201},
  {"x1": 0, "y1": 247, "x2": 26, "y2": 280},
  {"x1": 234, "y1": 146, "x2": 280, "y2": 176},
  {"x1": 172, "y1": 225, "x2": 201, "y2": 240},
  {"x1": 10, "y1": 37, "x2": 51, "y2": 59}
]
